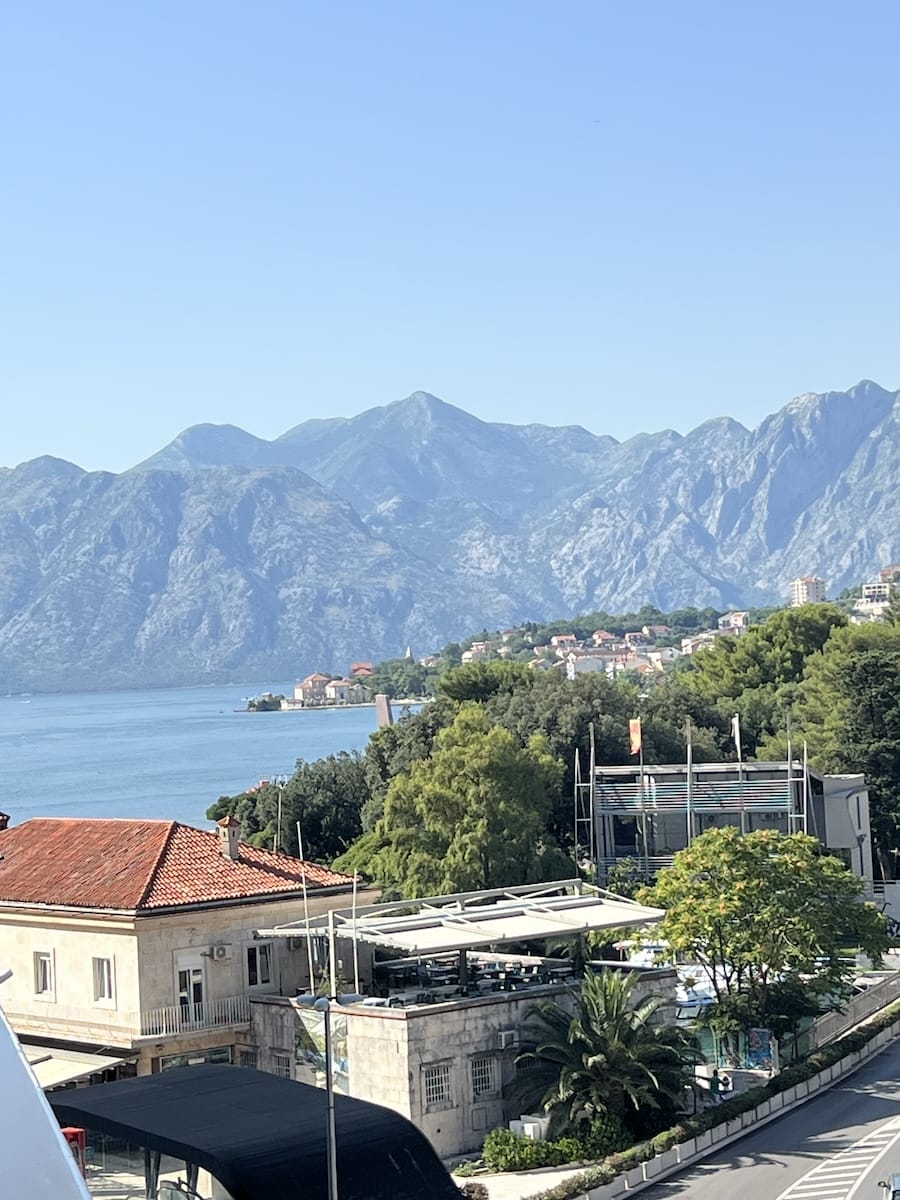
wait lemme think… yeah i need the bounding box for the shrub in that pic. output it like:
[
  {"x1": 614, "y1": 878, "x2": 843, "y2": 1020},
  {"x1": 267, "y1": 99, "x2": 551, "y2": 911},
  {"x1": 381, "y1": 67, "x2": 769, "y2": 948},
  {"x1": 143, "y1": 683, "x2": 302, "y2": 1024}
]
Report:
[
  {"x1": 453, "y1": 1160, "x2": 481, "y2": 1177},
  {"x1": 579, "y1": 1113, "x2": 632, "y2": 1158},
  {"x1": 458, "y1": 1184, "x2": 489, "y2": 1200}
]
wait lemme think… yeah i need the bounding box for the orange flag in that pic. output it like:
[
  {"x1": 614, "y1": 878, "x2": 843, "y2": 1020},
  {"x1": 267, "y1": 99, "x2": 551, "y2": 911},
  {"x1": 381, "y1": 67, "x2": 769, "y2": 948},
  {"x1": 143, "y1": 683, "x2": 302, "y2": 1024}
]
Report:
[{"x1": 629, "y1": 718, "x2": 642, "y2": 756}]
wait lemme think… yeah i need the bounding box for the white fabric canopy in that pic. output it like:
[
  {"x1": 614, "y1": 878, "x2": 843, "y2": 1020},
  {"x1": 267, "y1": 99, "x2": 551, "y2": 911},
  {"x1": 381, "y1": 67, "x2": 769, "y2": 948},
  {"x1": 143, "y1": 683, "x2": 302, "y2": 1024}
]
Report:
[
  {"x1": 26, "y1": 1045, "x2": 129, "y2": 1090},
  {"x1": 260, "y1": 885, "x2": 664, "y2": 956}
]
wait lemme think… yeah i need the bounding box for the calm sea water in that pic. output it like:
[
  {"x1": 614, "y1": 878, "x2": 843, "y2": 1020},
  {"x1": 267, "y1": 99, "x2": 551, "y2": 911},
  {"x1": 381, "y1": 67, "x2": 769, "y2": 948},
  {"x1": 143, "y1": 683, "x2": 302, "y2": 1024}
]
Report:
[{"x1": 0, "y1": 684, "x2": 382, "y2": 829}]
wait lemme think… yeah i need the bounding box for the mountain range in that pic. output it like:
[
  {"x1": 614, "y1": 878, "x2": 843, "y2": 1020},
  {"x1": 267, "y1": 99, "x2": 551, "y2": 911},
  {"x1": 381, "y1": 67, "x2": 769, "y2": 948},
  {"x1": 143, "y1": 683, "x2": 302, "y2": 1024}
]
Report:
[{"x1": 1, "y1": 381, "x2": 897, "y2": 692}]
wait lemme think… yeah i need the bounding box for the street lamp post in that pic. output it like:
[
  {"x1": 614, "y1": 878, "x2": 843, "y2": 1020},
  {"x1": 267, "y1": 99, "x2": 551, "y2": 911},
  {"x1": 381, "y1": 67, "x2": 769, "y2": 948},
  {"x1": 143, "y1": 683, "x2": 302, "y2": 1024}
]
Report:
[{"x1": 293, "y1": 993, "x2": 362, "y2": 1200}]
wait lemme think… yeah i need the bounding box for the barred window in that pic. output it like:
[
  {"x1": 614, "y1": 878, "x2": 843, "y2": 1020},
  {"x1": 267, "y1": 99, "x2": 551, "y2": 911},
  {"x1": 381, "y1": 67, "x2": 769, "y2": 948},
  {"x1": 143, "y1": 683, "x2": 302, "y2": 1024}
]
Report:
[
  {"x1": 470, "y1": 1055, "x2": 497, "y2": 1099},
  {"x1": 239, "y1": 1049, "x2": 258, "y2": 1070},
  {"x1": 423, "y1": 1063, "x2": 452, "y2": 1109},
  {"x1": 272, "y1": 1052, "x2": 292, "y2": 1079},
  {"x1": 515, "y1": 1053, "x2": 542, "y2": 1077}
]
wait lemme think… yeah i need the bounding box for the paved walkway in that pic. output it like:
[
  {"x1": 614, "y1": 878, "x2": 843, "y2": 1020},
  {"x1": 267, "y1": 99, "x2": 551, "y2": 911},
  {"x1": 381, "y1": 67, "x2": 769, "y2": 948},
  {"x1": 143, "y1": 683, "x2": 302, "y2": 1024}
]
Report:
[{"x1": 454, "y1": 1165, "x2": 585, "y2": 1199}]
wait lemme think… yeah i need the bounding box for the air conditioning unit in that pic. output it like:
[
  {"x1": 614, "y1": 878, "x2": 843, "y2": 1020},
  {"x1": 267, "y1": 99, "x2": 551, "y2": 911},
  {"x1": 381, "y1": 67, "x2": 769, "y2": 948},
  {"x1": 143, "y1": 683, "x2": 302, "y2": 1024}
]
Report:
[
  {"x1": 498, "y1": 1029, "x2": 519, "y2": 1050},
  {"x1": 210, "y1": 944, "x2": 233, "y2": 962},
  {"x1": 519, "y1": 1114, "x2": 552, "y2": 1141}
]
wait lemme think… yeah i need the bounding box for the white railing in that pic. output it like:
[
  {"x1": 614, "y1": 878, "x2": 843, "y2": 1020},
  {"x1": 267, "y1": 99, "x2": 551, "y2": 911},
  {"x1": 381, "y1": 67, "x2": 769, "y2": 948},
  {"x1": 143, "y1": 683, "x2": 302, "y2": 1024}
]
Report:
[
  {"x1": 139, "y1": 994, "x2": 251, "y2": 1038},
  {"x1": 807, "y1": 972, "x2": 900, "y2": 1050}
]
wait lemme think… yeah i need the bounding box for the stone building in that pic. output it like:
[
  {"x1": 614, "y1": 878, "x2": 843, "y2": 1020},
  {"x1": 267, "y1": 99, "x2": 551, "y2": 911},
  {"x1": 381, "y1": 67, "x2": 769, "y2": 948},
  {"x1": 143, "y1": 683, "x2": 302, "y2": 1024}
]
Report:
[{"x1": 0, "y1": 815, "x2": 368, "y2": 1083}]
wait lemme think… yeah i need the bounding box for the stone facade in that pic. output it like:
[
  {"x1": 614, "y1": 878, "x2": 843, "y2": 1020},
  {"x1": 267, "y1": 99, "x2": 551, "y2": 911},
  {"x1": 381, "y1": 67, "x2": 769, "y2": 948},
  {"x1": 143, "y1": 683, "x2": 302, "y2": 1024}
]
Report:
[
  {"x1": 0, "y1": 889, "x2": 376, "y2": 1076},
  {"x1": 250, "y1": 966, "x2": 677, "y2": 1160}
]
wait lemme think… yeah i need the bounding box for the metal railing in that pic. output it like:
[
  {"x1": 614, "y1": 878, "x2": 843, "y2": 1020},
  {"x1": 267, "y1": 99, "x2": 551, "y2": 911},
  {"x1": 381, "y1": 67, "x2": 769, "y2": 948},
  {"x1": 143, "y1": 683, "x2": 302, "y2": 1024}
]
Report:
[
  {"x1": 595, "y1": 778, "x2": 794, "y2": 813},
  {"x1": 139, "y1": 994, "x2": 250, "y2": 1038},
  {"x1": 805, "y1": 972, "x2": 900, "y2": 1051}
]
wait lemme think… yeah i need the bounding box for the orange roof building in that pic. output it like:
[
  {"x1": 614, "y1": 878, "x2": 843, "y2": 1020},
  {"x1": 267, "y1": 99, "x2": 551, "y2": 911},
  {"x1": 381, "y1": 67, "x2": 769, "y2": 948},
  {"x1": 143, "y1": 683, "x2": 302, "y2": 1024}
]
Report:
[{"x1": 0, "y1": 817, "x2": 354, "y2": 912}]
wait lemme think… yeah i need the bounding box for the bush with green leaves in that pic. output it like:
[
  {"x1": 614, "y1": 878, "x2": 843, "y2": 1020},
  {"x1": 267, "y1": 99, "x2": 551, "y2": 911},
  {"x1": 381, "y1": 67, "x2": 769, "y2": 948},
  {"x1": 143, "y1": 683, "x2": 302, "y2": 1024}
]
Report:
[{"x1": 481, "y1": 1114, "x2": 632, "y2": 1173}]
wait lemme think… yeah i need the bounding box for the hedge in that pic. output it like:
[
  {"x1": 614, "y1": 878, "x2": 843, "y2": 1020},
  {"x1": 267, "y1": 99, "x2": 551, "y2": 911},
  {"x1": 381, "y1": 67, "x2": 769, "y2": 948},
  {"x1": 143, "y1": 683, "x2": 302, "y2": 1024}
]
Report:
[{"x1": 521, "y1": 998, "x2": 900, "y2": 1200}]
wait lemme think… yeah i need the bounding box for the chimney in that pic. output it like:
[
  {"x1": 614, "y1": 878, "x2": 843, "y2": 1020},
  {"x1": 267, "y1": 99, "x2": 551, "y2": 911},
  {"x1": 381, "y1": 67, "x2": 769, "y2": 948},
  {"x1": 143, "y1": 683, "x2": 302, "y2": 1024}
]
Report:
[
  {"x1": 0, "y1": 812, "x2": 9, "y2": 832},
  {"x1": 217, "y1": 816, "x2": 241, "y2": 861}
]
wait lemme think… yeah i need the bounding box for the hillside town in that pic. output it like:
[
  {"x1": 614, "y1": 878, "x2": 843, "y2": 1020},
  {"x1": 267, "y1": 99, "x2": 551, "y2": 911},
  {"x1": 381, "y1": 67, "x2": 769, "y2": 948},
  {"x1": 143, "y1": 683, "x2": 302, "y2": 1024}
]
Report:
[{"x1": 260, "y1": 569, "x2": 899, "y2": 710}]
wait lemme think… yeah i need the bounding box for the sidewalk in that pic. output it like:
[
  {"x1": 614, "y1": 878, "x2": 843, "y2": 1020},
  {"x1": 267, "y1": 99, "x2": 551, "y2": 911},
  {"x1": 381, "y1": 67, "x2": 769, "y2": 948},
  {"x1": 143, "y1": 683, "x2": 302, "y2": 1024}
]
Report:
[{"x1": 455, "y1": 1165, "x2": 585, "y2": 1200}]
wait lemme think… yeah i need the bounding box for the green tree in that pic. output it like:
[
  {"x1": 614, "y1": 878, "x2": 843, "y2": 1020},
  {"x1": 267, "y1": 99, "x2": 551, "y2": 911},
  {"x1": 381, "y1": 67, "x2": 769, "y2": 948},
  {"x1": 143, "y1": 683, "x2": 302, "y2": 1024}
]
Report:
[
  {"x1": 356, "y1": 704, "x2": 571, "y2": 897},
  {"x1": 360, "y1": 699, "x2": 454, "y2": 830},
  {"x1": 437, "y1": 659, "x2": 533, "y2": 704},
  {"x1": 783, "y1": 621, "x2": 900, "y2": 868},
  {"x1": 639, "y1": 828, "x2": 888, "y2": 1024},
  {"x1": 513, "y1": 969, "x2": 699, "y2": 1137},
  {"x1": 686, "y1": 604, "x2": 847, "y2": 753},
  {"x1": 207, "y1": 750, "x2": 369, "y2": 863}
]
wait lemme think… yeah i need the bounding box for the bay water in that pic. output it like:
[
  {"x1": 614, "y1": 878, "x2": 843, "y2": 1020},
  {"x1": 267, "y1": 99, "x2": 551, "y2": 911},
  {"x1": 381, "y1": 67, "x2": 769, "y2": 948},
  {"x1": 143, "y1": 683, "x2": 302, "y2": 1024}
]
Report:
[{"x1": 0, "y1": 684, "x2": 381, "y2": 830}]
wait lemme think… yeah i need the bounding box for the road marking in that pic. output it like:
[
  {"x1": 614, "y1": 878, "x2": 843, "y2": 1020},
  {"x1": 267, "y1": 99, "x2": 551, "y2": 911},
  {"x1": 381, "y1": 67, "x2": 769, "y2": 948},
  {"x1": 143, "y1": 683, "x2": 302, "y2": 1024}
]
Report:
[{"x1": 776, "y1": 1116, "x2": 900, "y2": 1200}]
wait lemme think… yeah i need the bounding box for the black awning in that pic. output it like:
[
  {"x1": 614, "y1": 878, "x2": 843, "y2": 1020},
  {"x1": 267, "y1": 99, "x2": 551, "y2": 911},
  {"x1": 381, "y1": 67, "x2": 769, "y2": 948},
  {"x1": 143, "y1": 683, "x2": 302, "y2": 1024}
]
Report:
[{"x1": 50, "y1": 1065, "x2": 460, "y2": 1200}]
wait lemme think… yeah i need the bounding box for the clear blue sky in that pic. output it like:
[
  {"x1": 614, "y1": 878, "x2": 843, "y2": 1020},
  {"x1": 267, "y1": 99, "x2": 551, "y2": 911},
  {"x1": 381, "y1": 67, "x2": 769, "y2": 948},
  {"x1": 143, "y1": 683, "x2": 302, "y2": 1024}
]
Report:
[{"x1": 2, "y1": 2, "x2": 899, "y2": 471}]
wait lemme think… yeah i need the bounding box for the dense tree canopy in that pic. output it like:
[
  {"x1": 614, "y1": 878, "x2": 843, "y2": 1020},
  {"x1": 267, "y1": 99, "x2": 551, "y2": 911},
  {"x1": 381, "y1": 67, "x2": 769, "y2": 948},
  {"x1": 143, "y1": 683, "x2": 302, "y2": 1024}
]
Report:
[
  {"x1": 341, "y1": 704, "x2": 571, "y2": 898},
  {"x1": 782, "y1": 622, "x2": 900, "y2": 870},
  {"x1": 684, "y1": 604, "x2": 847, "y2": 755},
  {"x1": 207, "y1": 750, "x2": 368, "y2": 862}
]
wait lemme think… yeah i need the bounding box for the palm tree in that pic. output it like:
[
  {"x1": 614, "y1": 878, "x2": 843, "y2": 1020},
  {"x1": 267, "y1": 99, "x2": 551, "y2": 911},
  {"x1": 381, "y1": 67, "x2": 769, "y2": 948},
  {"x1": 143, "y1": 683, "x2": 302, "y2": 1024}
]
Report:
[{"x1": 512, "y1": 968, "x2": 699, "y2": 1134}]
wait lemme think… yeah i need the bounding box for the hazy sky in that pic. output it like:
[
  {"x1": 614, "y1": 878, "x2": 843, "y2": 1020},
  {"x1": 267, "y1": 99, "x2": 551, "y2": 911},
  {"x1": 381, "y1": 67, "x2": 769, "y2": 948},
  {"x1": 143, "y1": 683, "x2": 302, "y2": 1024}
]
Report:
[{"x1": 3, "y1": 2, "x2": 899, "y2": 472}]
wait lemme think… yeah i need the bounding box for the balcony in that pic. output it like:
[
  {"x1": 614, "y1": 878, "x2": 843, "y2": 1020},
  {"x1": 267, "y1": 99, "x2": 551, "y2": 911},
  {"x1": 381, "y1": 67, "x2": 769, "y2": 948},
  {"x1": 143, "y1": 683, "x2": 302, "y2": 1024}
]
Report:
[{"x1": 139, "y1": 994, "x2": 251, "y2": 1038}]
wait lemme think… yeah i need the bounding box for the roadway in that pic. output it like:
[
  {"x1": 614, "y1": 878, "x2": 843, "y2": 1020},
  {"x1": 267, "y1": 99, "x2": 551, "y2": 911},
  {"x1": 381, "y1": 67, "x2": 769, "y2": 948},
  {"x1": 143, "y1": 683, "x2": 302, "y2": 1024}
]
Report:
[{"x1": 641, "y1": 1039, "x2": 900, "y2": 1200}]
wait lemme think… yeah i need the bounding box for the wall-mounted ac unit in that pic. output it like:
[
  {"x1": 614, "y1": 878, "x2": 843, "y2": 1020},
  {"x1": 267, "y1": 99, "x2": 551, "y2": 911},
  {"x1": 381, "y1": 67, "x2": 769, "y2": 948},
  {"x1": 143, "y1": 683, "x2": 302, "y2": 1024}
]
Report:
[
  {"x1": 498, "y1": 1029, "x2": 519, "y2": 1050},
  {"x1": 210, "y1": 944, "x2": 233, "y2": 962}
]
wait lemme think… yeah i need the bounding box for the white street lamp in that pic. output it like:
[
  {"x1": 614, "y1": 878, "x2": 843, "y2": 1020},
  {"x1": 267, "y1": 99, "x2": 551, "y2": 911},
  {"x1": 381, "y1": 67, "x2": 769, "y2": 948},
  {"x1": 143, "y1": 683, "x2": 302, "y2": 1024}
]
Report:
[{"x1": 292, "y1": 993, "x2": 363, "y2": 1200}]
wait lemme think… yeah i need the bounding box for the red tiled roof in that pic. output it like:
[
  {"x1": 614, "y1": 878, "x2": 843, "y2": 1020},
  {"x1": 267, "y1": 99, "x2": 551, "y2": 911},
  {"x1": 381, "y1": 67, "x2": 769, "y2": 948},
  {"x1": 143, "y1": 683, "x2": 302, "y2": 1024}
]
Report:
[{"x1": 0, "y1": 818, "x2": 354, "y2": 913}]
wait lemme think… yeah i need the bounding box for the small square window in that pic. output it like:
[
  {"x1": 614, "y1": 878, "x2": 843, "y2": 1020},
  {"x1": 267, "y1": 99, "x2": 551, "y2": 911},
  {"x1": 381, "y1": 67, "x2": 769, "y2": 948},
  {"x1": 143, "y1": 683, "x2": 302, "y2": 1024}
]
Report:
[
  {"x1": 247, "y1": 943, "x2": 272, "y2": 987},
  {"x1": 423, "y1": 1062, "x2": 452, "y2": 1110},
  {"x1": 239, "y1": 1049, "x2": 258, "y2": 1070},
  {"x1": 93, "y1": 957, "x2": 114, "y2": 1003},
  {"x1": 34, "y1": 952, "x2": 54, "y2": 996},
  {"x1": 272, "y1": 1051, "x2": 292, "y2": 1079},
  {"x1": 470, "y1": 1055, "x2": 497, "y2": 1099}
]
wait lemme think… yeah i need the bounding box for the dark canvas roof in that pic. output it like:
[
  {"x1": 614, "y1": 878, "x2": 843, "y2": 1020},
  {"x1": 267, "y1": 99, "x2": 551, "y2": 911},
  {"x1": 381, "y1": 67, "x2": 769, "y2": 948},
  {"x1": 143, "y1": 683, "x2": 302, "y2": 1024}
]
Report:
[{"x1": 50, "y1": 1066, "x2": 460, "y2": 1200}]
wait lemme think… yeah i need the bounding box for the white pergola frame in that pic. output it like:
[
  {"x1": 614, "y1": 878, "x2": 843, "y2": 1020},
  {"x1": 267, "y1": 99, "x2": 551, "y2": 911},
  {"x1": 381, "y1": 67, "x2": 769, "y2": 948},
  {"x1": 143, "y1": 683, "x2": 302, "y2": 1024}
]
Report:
[{"x1": 256, "y1": 878, "x2": 664, "y2": 996}]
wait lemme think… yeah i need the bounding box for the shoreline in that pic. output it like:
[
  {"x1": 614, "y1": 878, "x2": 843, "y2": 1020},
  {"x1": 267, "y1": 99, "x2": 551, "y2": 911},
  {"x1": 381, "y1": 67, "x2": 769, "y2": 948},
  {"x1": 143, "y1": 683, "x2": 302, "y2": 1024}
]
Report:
[{"x1": 241, "y1": 699, "x2": 426, "y2": 714}]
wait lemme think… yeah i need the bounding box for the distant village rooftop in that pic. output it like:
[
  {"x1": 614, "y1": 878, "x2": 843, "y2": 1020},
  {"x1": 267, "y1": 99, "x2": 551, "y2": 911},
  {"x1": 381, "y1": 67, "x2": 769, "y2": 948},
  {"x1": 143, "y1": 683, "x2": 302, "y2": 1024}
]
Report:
[{"x1": 0, "y1": 817, "x2": 354, "y2": 912}]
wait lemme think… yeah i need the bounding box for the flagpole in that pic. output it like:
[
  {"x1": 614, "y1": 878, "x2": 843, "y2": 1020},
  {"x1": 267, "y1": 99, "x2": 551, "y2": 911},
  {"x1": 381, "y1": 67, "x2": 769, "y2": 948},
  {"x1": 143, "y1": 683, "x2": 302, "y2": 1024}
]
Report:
[
  {"x1": 639, "y1": 728, "x2": 648, "y2": 876},
  {"x1": 685, "y1": 717, "x2": 693, "y2": 847},
  {"x1": 297, "y1": 821, "x2": 316, "y2": 992},
  {"x1": 733, "y1": 713, "x2": 746, "y2": 835},
  {"x1": 802, "y1": 740, "x2": 809, "y2": 835},
  {"x1": 786, "y1": 710, "x2": 794, "y2": 834}
]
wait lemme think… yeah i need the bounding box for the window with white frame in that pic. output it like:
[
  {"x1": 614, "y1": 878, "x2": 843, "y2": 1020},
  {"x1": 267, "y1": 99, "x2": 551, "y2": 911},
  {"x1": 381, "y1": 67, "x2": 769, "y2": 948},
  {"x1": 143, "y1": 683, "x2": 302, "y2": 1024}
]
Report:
[
  {"x1": 92, "y1": 957, "x2": 115, "y2": 1003},
  {"x1": 423, "y1": 1062, "x2": 453, "y2": 1110},
  {"x1": 247, "y1": 942, "x2": 272, "y2": 987},
  {"x1": 271, "y1": 1051, "x2": 292, "y2": 1079},
  {"x1": 34, "y1": 952, "x2": 54, "y2": 997},
  {"x1": 470, "y1": 1054, "x2": 498, "y2": 1099}
]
